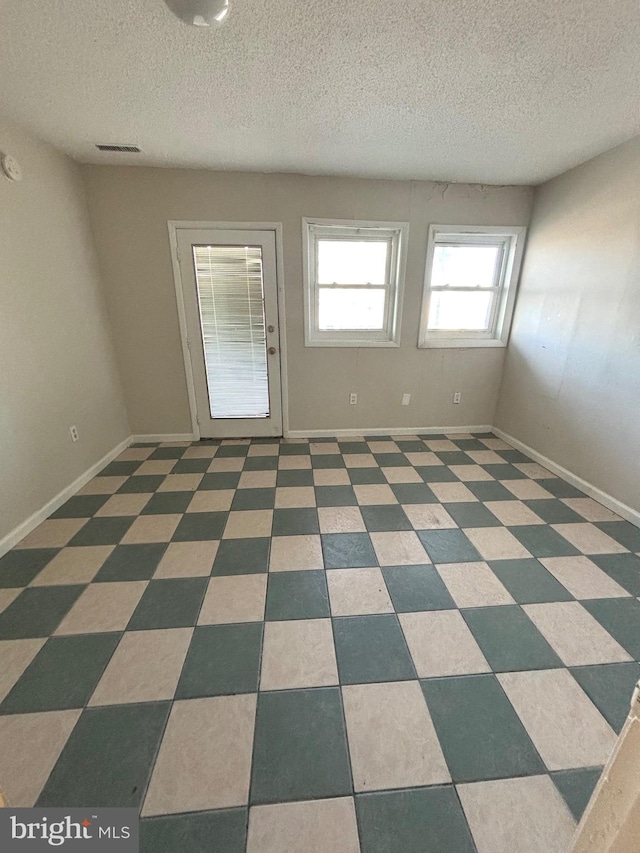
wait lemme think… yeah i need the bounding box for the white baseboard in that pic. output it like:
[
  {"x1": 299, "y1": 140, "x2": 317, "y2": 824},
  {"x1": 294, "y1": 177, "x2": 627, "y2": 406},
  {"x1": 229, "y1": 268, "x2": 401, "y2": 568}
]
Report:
[
  {"x1": 131, "y1": 433, "x2": 195, "y2": 444},
  {"x1": 0, "y1": 436, "x2": 132, "y2": 559},
  {"x1": 493, "y1": 428, "x2": 640, "y2": 528},
  {"x1": 285, "y1": 425, "x2": 493, "y2": 439}
]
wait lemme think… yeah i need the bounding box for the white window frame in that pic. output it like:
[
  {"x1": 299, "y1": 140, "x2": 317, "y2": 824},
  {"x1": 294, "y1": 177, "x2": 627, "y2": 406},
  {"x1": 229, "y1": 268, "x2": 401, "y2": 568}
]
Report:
[
  {"x1": 303, "y1": 218, "x2": 408, "y2": 347},
  {"x1": 418, "y1": 225, "x2": 526, "y2": 348}
]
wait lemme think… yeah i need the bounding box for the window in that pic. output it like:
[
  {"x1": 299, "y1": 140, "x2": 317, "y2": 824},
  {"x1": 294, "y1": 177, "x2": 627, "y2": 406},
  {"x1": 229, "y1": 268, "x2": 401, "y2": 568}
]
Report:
[
  {"x1": 418, "y1": 225, "x2": 526, "y2": 348},
  {"x1": 303, "y1": 219, "x2": 408, "y2": 346}
]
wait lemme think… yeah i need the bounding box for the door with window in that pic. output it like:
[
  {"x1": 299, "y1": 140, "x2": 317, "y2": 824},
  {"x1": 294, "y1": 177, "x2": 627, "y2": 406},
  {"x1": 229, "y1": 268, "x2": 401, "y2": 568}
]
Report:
[{"x1": 175, "y1": 227, "x2": 283, "y2": 438}]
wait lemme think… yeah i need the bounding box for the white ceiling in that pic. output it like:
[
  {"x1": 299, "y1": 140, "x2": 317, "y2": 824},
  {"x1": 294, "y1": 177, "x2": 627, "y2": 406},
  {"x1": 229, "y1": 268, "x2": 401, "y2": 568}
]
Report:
[{"x1": 1, "y1": 0, "x2": 639, "y2": 184}]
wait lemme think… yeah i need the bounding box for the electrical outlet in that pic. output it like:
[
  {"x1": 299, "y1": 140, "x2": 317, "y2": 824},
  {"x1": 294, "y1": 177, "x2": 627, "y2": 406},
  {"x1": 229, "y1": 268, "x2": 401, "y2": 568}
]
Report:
[
  {"x1": 69, "y1": 425, "x2": 79, "y2": 442},
  {"x1": 401, "y1": 393, "x2": 411, "y2": 406},
  {"x1": 453, "y1": 392, "x2": 462, "y2": 405},
  {"x1": 349, "y1": 393, "x2": 358, "y2": 405}
]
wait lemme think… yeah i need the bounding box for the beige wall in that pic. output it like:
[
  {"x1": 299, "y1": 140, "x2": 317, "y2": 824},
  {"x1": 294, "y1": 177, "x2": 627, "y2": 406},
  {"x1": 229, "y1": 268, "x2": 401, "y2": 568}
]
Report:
[
  {"x1": 0, "y1": 118, "x2": 129, "y2": 545},
  {"x1": 82, "y1": 167, "x2": 532, "y2": 435},
  {"x1": 496, "y1": 137, "x2": 640, "y2": 513}
]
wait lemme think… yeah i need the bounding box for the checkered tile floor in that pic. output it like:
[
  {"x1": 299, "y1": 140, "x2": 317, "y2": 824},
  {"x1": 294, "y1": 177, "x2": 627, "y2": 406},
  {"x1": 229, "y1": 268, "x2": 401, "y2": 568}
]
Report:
[{"x1": 1, "y1": 433, "x2": 640, "y2": 852}]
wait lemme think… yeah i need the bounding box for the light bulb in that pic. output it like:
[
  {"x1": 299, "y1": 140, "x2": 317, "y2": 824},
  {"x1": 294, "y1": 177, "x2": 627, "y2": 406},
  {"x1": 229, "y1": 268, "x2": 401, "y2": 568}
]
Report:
[{"x1": 164, "y1": 0, "x2": 230, "y2": 27}]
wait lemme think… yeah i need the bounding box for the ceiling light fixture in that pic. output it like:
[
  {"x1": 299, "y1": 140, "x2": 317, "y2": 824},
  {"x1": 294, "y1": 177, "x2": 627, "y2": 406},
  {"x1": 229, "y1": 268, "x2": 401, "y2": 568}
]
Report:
[{"x1": 163, "y1": 0, "x2": 229, "y2": 27}]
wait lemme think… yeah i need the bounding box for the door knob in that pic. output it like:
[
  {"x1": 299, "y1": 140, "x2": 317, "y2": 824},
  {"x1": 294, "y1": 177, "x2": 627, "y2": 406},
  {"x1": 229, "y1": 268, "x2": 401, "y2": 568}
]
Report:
[{"x1": 268, "y1": 346, "x2": 277, "y2": 355}]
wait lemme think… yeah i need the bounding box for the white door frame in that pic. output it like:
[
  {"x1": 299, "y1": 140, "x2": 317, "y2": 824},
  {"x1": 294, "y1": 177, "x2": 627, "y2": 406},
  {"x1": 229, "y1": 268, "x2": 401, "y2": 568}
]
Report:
[{"x1": 168, "y1": 221, "x2": 289, "y2": 440}]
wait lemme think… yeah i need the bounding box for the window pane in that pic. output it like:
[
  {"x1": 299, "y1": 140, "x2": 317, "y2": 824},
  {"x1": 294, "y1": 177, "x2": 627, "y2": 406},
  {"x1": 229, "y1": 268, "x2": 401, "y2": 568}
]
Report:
[
  {"x1": 432, "y1": 244, "x2": 500, "y2": 288},
  {"x1": 193, "y1": 245, "x2": 269, "y2": 419},
  {"x1": 427, "y1": 290, "x2": 495, "y2": 331},
  {"x1": 318, "y1": 287, "x2": 386, "y2": 330},
  {"x1": 317, "y1": 239, "x2": 388, "y2": 285}
]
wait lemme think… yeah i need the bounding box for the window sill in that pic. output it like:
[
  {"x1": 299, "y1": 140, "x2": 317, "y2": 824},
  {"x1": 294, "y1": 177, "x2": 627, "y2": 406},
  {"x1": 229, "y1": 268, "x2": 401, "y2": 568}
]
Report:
[
  {"x1": 418, "y1": 338, "x2": 507, "y2": 349},
  {"x1": 305, "y1": 338, "x2": 400, "y2": 348}
]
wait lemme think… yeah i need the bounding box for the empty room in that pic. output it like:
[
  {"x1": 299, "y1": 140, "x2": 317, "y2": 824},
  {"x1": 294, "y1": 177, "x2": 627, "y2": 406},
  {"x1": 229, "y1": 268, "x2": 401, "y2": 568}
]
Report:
[{"x1": 1, "y1": 1, "x2": 639, "y2": 851}]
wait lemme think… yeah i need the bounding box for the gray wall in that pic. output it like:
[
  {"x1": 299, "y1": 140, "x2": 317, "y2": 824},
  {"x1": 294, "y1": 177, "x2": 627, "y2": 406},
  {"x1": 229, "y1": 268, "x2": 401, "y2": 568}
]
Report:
[
  {"x1": 0, "y1": 118, "x2": 129, "y2": 545},
  {"x1": 82, "y1": 167, "x2": 532, "y2": 435},
  {"x1": 496, "y1": 136, "x2": 640, "y2": 513}
]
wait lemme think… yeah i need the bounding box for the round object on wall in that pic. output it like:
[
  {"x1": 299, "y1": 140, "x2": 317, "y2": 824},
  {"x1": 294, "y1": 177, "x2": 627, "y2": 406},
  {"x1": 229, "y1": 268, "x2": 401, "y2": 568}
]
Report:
[{"x1": 1, "y1": 153, "x2": 22, "y2": 182}]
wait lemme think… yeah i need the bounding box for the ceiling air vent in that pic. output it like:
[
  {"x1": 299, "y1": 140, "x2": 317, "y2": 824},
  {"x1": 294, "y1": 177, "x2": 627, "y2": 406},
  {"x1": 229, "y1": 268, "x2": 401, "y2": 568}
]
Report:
[{"x1": 95, "y1": 144, "x2": 142, "y2": 153}]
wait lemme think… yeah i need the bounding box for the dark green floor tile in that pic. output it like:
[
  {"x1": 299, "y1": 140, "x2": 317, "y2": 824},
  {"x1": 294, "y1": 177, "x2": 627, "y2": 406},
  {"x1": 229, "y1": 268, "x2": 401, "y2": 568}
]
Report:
[
  {"x1": 390, "y1": 483, "x2": 437, "y2": 504},
  {"x1": 348, "y1": 468, "x2": 386, "y2": 485},
  {"x1": 117, "y1": 475, "x2": 165, "y2": 493},
  {"x1": 356, "y1": 785, "x2": 475, "y2": 853},
  {"x1": 231, "y1": 488, "x2": 275, "y2": 510},
  {"x1": 436, "y1": 451, "x2": 473, "y2": 465},
  {"x1": 462, "y1": 606, "x2": 562, "y2": 672},
  {"x1": 583, "y1": 598, "x2": 640, "y2": 658},
  {"x1": 140, "y1": 808, "x2": 247, "y2": 853},
  {"x1": 132, "y1": 442, "x2": 159, "y2": 447},
  {"x1": 416, "y1": 466, "x2": 459, "y2": 483},
  {"x1": 374, "y1": 453, "x2": 411, "y2": 467},
  {"x1": 382, "y1": 564, "x2": 455, "y2": 611},
  {"x1": 339, "y1": 441, "x2": 370, "y2": 454},
  {"x1": 252, "y1": 437, "x2": 279, "y2": 445},
  {"x1": 279, "y1": 443, "x2": 310, "y2": 455},
  {"x1": 523, "y1": 499, "x2": 584, "y2": 524},
  {"x1": 311, "y1": 454, "x2": 345, "y2": 469},
  {"x1": 361, "y1": 505, "x2": 412, "y2": 531},
  {"x1": 0, "y1": 633, "x2": 120, "y2": 713},
  {"x1": 0, "y1": 585, "x2": 84, "y2": 639},
  {"x1": 141, "y1": 491, "x2": 192, "y2": 514},
  {"x1": 591, "y1": 553, "x2": 640, "y2": 595},
  {"x1": 418, "y1": 529, "x2": 481, "y2": 563},
  {"x1": 95, "y1": 543, "x2": 167, "y2": 582},
  {"x1": 173, "y1": 458, "x2": 211, "y2": 473},
  {"x1": 482, "y1": 463, "x2": 527, "y2": 480},
  {"x1": 198, "y1": 472, "x2": 241, "y2": 490},
  {"x1": 176, "y1": 623, "x2": 263, "y2": 697},
  {"x1": 150, "y1": 446, "x2": 185, "y2": 459},
  {"x1": 173, "y1": 512, "x2": 228, "y2": 541},
  {"x1": 216, "y1": 445, "x2": 249, "y2": 457},
  {"x1": 551, "y1": 767, "x2": 602, "y2": 821},
  {"x1": 510, "y1": 525, "x2": 580, "y2": 557},
  {"x1": 127, "y1": 578, "x2": 207, "y2": 629},
  {"x1": 250, "y1": 687, "x2": 352, "y2": 804},
  {"x1": 421, "y1": 674, "x2": 545, "y2": 782},
  {"x1": 51, "y1": 494, "x2": 110, "y2": 518},
  {"x1": 466, "y1": 481, "x2": 517, "y2": 501},
  {"x1": 397, "y1": 440, "x2": 432, "y2": 452},
  {"x1": 315, "y1": 485, "x2": 358, "y2": 506},
  {"x1": 498, "y1": 449, "x2": 531, "y2": 463},
  {"x1": 37, "y1": 702, "x2": 170, "y2": 807},
  {"x1": 272, "y1": 508, "x2": 319, "y2": 536},
  {"x1": 212, "y1": 538, "x2": 270, "y2": 575},
  {"x1": 99, "y1": 461, "x2": 141, "y2": 477},
  {"x1": 452, "y1": 438, "x2": 486, "y2": 450},
  {"x1": 0, "y1": 548, "x2": 58, "y2": 588},
  {"x1": 322, "y1": 533, "x2": 377, "y2": 568},
  {"x1": 538, "y1": 478, "x2": 584, "y2": 498},
  {"x1": 333, "y1": 614, "x2": 416, "y2": 683},
  {"x1": 276, "y1": 470, "x2": 314, "y2": 487},
  {"x1": 265, "y1": 571, "x2": 329, "y2": 620},
  {"x1": 69, "y1": 516, "x2": 135, "y2": 546},
  {"x1": 570, "y1": 662, "x2": 640, "y2": 733},
  {"x1": 596, "y1": 521, "x2": 640, "y2": 552},
  {"x1": 243, "y1": 455, "x2": 278, "y2": 471},
  {"x1": 488, "y1": 559, "x2": 574, "y2": 603},
  {"x1": 445, "y1": 502, "x2": 501, "y2": 528},
  {"x1": 417, "y1": 433, "x2": 448, "y2": 439}
]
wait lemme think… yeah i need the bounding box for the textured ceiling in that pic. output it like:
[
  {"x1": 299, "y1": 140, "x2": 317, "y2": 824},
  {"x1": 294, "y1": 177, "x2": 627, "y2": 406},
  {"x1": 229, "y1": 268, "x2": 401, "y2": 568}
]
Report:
[{"x1": 1, "y1": 0, "x2": 639, "y2": 184}]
